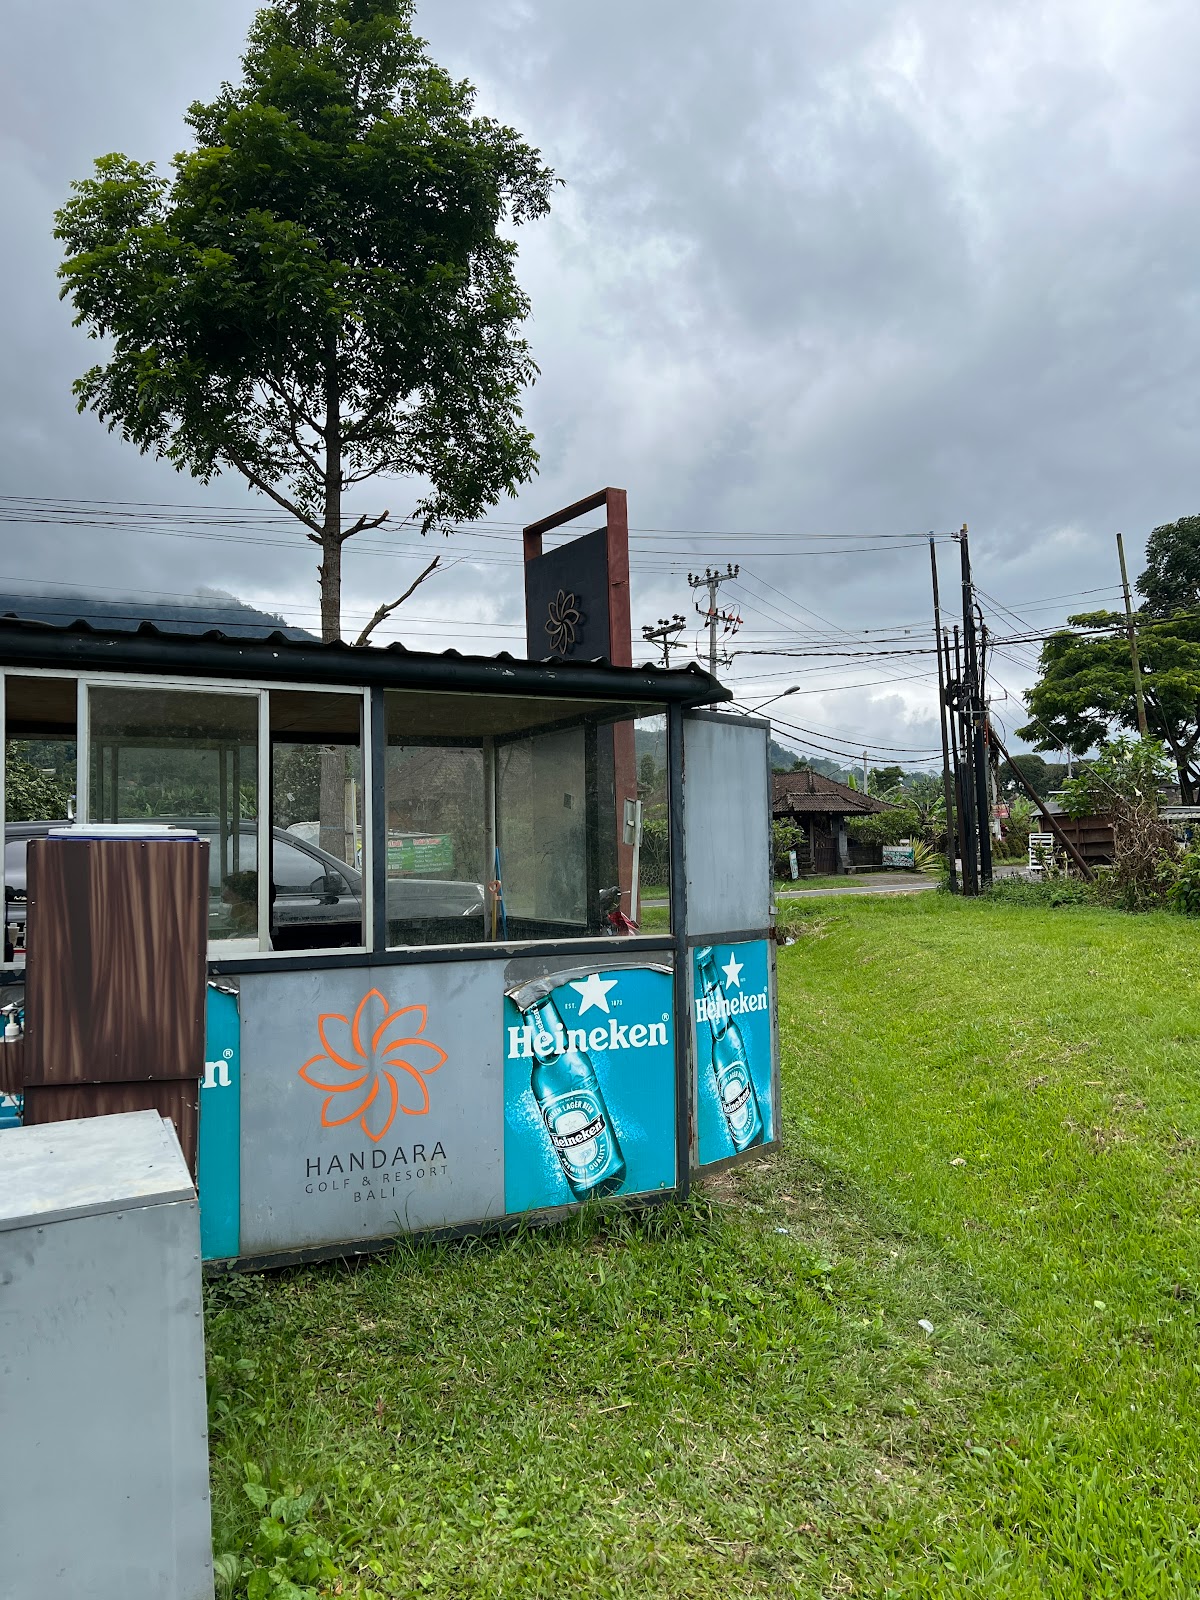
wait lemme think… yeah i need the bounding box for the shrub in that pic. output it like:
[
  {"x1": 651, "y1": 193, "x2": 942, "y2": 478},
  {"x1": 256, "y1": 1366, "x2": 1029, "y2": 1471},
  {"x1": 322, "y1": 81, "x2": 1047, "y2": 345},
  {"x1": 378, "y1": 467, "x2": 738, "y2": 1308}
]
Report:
[
  {"x1": 846, "y1": 803, "x2": 921, "y2": 848},
  {"x1": 1059, "y1": 737, "x2": 1179, "y2": 911},
  {"x1": 1169, "y1": 848, "x2": 1200, "y2": 916},
  {"x1": 985, "y1": 876, "x2": 1099, "y2": 910},
  {"x1": 772, "y1": 820, "x2": 805, "y2": 878}
]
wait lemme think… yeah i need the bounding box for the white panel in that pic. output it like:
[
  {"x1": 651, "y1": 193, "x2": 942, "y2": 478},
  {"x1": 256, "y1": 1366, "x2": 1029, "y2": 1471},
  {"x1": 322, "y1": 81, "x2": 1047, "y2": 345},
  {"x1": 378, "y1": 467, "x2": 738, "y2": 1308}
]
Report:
[
  {"x1": 683, "y1": 714, "x2": 770, "y2": 936},
  {"x1": 239, "y1": 961, "x2": 506, "y2": 1253},
  {"x1": 0, "y1": 1126, "x2": 212, "y2": 1599}
]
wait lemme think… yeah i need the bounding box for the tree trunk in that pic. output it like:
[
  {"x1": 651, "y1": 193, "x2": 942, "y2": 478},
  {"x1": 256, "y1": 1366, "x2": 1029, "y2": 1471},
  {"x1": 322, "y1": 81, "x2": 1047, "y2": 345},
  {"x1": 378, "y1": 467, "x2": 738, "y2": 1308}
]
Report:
[
  {"x1": 319, "y1": 332, "x2": 343, "y2": 645},
  {"x1": 318, "y1": 335, "x2": 348, "y2": 861}
]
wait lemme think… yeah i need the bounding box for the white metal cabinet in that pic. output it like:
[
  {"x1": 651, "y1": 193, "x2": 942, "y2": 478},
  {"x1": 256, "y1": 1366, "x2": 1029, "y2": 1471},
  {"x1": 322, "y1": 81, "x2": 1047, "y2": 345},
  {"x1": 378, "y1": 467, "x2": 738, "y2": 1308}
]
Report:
[{"x1": 0, "y1": 1111, "x2": 213, "y2": 1600}]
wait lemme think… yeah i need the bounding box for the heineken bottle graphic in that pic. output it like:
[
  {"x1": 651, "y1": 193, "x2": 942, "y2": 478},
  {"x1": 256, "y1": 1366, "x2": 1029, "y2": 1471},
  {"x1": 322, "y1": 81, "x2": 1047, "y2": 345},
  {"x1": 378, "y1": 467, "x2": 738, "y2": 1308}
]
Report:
[
  {"x1": 695, "y1": 946, "x2": 764, "y2": 1151},
  {"x1": 521, "y1": 991, "x2": 627, "y2": 1200}
]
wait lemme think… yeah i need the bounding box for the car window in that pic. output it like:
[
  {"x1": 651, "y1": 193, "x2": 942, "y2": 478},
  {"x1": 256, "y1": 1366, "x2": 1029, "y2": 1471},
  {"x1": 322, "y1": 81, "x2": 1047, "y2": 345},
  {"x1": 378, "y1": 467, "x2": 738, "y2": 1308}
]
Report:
[
  {"x1": 206, "y1": 829, "x2": 257, "y2": 887},
  {"x1": 274, "y1": 836, "x2": 340, "y2": 891},
  {"x1": 5, "y1": 839, "x2": 28, "y2": 884}
]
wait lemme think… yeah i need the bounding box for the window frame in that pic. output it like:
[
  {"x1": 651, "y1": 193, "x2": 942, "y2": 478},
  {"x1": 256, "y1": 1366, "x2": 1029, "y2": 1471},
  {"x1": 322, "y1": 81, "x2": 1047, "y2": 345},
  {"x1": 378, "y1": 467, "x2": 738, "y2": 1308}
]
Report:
[
  {"x1": 1, "y1": 665, "x2": 675, "y2": 969},
  {"x1": 2, "y1": 668, "x2": 372, "y2": 961}
]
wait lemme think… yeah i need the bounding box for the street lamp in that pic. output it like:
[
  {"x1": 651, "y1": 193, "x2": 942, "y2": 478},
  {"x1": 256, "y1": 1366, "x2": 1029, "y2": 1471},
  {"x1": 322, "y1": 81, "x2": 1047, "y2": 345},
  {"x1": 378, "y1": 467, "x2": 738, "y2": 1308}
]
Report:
[{"x1": 744, "y1": 686, "x2": 800, "y2": 714}]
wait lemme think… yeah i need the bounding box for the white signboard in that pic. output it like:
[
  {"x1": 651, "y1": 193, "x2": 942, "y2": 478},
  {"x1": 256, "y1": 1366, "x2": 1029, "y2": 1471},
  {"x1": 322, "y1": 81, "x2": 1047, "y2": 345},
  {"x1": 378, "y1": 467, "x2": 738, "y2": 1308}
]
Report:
[{"x1": 238, "y1": 962, "x2": 506, "y2": 1254}]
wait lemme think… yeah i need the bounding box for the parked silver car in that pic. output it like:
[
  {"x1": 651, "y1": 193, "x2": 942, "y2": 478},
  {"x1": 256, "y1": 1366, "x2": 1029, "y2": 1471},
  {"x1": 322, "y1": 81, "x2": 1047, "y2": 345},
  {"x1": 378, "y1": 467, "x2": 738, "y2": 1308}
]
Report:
[{"x1": 4, "y1": 821, "x2": 486, "y2": 953}]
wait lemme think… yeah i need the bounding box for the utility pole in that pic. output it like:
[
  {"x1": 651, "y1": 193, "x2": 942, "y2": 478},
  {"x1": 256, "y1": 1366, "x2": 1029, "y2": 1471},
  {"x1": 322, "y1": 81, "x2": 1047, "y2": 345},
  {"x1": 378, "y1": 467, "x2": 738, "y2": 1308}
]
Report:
[
  {"x1": 929, "y1": 537, "x2": 958, "y2": 893},
  {"x1": 641, "y1": 614, "x2": 687, "y2": 668},
  {"x1": 688, "y1": 564, "x2": 740, "y2": 676},
  {"x1": 957, "y1": 525, "x2": 993, "y2": 889},
  {"x1": 952, "y1": 623, "x2": 979, "y2": 894},
  {"x1": 863, "y1": 751, "x2": 869, "y2": 794},
  {"x1": 1116, "y1": 532, "x2": 1149, "y2": 738}
]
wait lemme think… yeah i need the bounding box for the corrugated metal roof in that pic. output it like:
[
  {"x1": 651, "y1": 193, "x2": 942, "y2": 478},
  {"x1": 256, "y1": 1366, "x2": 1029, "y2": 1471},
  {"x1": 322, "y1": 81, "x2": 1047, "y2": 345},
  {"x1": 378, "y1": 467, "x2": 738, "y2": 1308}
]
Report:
[
  {"x1": 772, "y1": 768, "x2": 894, "y2": 817},
  {"x1": 0, "y1": 614, "x2": 729, "y2": 706}
]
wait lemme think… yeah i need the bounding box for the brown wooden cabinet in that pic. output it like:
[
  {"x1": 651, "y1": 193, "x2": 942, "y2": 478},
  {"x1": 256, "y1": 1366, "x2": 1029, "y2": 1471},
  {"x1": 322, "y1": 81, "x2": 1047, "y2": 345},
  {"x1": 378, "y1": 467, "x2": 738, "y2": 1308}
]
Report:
[{"x1": 20, "y1": 836, "x2": 208, "y2": 1174}]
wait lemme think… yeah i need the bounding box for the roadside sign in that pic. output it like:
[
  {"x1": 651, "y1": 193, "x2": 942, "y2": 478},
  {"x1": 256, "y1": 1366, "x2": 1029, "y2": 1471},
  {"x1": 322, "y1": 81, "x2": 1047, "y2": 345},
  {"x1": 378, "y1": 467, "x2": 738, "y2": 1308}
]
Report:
[
  {"x1": 882, "y1": 844, "x2": 915, "y2": 868},
  {"x1": 387, "y1": 832, "x2": 454, "y2": 874}
]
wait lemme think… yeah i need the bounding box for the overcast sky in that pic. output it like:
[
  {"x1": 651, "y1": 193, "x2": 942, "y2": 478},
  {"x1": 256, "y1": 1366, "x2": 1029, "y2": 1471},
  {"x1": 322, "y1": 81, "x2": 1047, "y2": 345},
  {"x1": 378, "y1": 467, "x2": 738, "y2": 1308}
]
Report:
[{"x1": 3, "y1": 0, "x2": 1199, "y2": 765}]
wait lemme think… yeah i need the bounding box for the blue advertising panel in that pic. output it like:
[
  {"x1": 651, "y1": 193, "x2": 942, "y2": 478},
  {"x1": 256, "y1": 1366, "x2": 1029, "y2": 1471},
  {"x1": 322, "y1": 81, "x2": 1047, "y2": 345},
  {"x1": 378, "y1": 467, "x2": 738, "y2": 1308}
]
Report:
[
  {"x1": 503, "y1": 960, "x2": 676, "y2": 1214},
  {"x1": 199, "y1": 983, "x2": 241, "y2": 1260},
  {"x1": 692, "y1": 940, "x2": 774, "y2": 1166}
]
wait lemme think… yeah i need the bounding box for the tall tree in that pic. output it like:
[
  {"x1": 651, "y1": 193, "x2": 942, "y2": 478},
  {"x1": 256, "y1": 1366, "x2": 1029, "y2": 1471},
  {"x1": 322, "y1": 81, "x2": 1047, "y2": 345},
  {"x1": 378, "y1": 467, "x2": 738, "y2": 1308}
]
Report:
[
  {"x1": 55, "y1": 0, "x2": 555, "y2": 643},
  {"x1": 1137, "y1": 514, "x2": 1200, "y2": 619},
  {"x1": 1020, "y1": 606, "x2": 1200, "y2": 802},
  {"x1": 998, "y1": 753, "x2": 1052, "y2": 798}
]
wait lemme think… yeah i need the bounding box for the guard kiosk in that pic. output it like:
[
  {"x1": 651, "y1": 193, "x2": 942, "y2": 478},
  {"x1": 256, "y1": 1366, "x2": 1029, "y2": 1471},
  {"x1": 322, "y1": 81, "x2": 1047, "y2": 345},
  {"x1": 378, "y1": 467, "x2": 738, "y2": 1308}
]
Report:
[{"x1": 0, "y1": 618, "x2": 778, "y2": 1266}]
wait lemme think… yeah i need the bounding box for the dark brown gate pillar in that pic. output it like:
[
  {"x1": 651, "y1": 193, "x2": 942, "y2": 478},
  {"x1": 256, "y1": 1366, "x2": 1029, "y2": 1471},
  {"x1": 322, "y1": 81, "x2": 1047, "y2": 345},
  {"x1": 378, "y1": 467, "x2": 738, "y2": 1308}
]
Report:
[{"x1": 523, "y1": 490, "x2": 637, "y2": 920}]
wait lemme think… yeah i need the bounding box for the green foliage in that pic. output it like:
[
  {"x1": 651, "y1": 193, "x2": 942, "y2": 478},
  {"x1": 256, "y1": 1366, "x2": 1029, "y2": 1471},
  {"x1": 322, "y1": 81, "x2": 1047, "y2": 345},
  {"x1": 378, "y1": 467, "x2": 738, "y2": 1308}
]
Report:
[
  {"x1": 1020, "y1": 519, "x2": 1200, "y2": 800},
  {"x1": 5, "y1": 743, "x2": 73, "y2": 821},
  {"x1": 984, "y1": 873, "x2": 1099, "y2": 909},
  {"x1": 639, "y1": 815, "x2": 669, "y2": 885},
  {"x1": 1137, "y1": 513, "x2": 1200, "y2": 618},
  {"x1": 997, "y1": 753, "x2": 1068, "y2": 799},
  {"x1": 55, "y1": 0, "x2": 556, "y2": 637},
  {"x1": 908, "y1": 838, "x2": 937, "y2": 871},
  {"x1": 771, "y1": 819, "x2": 804, "y2": 877},
  {"x1": 1058, "y1": 735, "x2": 1174, "y2": 818},
  {"x1": 271, "y1": 745, "x2": 321, "y2": 828},
  {"x1": 846, "y1": 801, "x2": 918, "y2": 846},
  {"x1": 1058, "y1": 738, "x2": 1180, "y2": 911},
  {"x1": 1168, "y1": 847, "x2": 1200, "y2": 915},
  {"x1": 866, "y1": 763, "x2": 904, "y2": 796},
  {"x1": 213, "y1": 1464, "x2": 337, "y2": 1598},
  {"x1": 994, "y1": 794, "x2": 1035, "y2": 861}
]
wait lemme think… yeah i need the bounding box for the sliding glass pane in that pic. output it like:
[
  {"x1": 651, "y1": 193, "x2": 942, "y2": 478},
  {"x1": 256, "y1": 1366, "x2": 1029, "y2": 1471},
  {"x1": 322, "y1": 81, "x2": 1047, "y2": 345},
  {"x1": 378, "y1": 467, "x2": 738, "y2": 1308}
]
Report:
[{"x1": 87, "y1": 685, "x2": 259, "y2": 946}]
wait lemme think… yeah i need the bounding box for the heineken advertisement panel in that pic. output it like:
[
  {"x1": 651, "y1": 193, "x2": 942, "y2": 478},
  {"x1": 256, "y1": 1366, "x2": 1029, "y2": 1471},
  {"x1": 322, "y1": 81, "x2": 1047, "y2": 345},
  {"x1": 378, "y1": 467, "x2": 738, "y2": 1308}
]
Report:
[
  {"x1": 198, "y1": 982, "x2": 241, "y2": 1262},
  {"x1": 692, "y1": 939, "x2": 774, "y2": 1165},
  {"x1": 503, "y1": 957, "x2": 677, "y2": 1214},
  {"x1": 238, "y1": 963, "x2": 506, "y2": 1254}
]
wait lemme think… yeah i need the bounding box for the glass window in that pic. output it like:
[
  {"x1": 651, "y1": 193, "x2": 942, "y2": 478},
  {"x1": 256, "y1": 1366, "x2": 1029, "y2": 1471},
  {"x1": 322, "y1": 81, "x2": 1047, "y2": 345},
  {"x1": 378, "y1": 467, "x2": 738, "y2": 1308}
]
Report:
[
  {"x1": 384, "y1": 742, "x2": 488, "y2": 947},
  {"x1": 271, "y1": 690, "x2": 363, "y2": 951},
  {"x1": 5, "y1": 675, "x2": 78, "y2": 822},
  {"x1": 88, "y1": 685, "x2": 260, "y2": 946},
  {"x1": 497, "y1": 727, "x2": 588, "y2": 929},
  {"x1": 5, "y1": 676, "x2": 79, "y2": 961},
  {"x1": 384, "y1": 691, "x2": 669, "y2": 947}
]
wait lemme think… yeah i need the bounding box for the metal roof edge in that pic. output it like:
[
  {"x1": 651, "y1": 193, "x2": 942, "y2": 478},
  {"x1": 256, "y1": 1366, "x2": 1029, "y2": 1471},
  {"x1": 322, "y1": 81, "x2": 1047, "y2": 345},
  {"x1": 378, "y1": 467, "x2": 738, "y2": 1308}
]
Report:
[{"x1": 0, "y1": 616, "x2": 730, "y2": 706}]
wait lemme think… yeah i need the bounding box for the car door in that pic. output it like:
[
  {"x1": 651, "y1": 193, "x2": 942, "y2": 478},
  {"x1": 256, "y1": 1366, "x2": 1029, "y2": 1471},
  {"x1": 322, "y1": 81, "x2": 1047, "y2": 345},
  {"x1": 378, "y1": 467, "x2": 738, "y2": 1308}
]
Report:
[{"x1": 271, "y1": 833, "x2": 360, "y2": 947}]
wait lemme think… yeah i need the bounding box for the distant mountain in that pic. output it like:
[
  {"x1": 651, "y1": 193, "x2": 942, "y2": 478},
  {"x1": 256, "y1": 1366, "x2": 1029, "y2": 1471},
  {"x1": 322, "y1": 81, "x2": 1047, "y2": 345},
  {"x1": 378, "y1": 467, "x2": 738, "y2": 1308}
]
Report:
[
  {"x1": 0, "y1": 589, "x2": 314, "y2": 641},
  {"x1": 768, "y1": 740, "x2": 856, "y2": 783}
]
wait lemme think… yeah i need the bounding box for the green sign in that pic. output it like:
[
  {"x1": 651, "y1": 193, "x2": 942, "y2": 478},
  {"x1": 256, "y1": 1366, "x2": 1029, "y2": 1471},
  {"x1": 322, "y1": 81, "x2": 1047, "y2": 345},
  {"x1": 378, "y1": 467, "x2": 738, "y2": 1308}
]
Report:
[
  {"x1": 882, "y1": 844, "x2": 915, "y2": 868},
  {"x1": 388, "y1": 832, "x2": 454, "y2": 874}
]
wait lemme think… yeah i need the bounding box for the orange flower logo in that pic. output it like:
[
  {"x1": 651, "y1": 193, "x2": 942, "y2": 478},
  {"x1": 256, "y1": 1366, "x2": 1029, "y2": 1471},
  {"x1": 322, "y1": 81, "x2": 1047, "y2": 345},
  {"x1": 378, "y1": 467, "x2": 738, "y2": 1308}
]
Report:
[{"x1": 298, "y1": 988, "x2": 447, "y2": 1142}]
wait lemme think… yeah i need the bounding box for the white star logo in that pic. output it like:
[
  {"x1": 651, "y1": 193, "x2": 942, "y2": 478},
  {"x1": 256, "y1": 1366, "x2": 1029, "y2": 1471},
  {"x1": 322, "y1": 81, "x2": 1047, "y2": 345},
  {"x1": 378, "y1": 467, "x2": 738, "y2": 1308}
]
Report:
[
  {"x1": 721, "y1": 953, "x2": 744, "y2": 990},
  {"x1": 570, "y1": 972, "x2": 618, "y2": 1016}
]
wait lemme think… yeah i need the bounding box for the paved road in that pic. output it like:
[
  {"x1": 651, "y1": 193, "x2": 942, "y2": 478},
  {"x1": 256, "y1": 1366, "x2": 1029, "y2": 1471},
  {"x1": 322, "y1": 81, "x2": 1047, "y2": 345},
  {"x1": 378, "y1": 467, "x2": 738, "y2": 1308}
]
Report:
[
  {"x1": 777, "y1": 878, "x2": 936, "y2": 899},
  {"x1": 645, "y1": 865, "x2": 1027, "y2": 908},
  {"x1": 776, "y1": 864, "x2": 1028, "y2": 898}
]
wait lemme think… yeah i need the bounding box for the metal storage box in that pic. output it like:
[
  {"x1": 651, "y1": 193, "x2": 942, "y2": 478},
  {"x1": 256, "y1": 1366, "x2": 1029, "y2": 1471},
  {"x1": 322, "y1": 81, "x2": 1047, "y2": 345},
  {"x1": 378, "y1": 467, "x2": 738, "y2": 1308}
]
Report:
[{"x1": 0, "y1": 1111, "x2": 213, "y2": 1599}]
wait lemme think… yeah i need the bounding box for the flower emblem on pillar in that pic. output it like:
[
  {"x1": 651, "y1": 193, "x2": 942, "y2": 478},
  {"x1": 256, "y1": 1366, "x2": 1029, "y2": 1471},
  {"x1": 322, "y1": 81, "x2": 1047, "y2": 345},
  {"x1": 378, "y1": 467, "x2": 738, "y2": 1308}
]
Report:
[
  {"x1": 298, "y1": 988, "x2": 446, "y2": 1142},
  {"x1": 545, "y1": 590, "x2": 583, "y2": 655}
]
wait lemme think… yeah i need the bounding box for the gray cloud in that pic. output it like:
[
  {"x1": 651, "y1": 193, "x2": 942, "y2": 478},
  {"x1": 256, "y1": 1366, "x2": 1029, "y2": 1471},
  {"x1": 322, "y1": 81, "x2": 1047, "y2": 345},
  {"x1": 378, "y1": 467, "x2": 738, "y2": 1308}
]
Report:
[{"x1": 3, "y1": 0, "x2": 1199, "y2": 758}]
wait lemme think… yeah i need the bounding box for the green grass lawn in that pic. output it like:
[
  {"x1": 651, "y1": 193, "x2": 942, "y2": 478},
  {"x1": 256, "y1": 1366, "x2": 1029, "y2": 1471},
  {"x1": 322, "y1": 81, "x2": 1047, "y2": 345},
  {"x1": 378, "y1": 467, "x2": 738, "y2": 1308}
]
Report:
[{"x1": 207, "y1": 895, "x2": 1200, "y2": 1598}]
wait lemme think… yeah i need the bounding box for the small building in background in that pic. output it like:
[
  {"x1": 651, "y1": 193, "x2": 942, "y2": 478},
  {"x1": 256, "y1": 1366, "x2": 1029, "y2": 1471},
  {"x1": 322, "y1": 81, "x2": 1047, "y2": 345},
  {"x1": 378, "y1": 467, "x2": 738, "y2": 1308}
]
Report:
[{"x1": 771, "y1": 770, "x2": 895, "y2": 875}]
